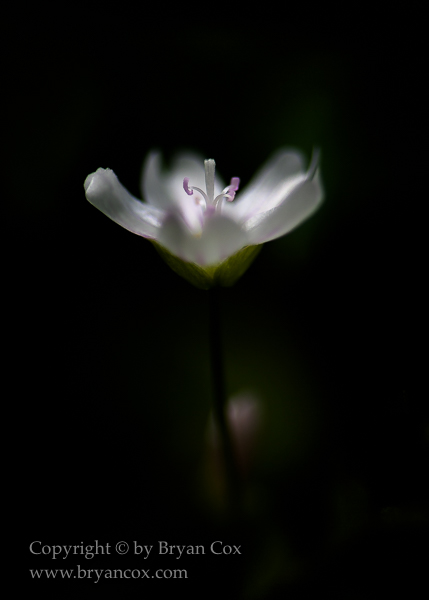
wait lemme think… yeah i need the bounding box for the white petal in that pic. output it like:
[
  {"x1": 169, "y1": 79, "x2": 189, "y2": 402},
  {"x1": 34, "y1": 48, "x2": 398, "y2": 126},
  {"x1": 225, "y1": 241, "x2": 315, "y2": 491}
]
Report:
[
  {"x1": 222, "y1": 149, "x2": 307, "y2": 222},
  {"x1": 244, "y1": 170, "x2": 324, "y2": 244},
  {"x1": 200, "y1": 214, "x2": 248, "y2": 265},
  {"x1": 157, "y1": 213, "x2": 248, "y2": 266},
  {"x1": 84, "y1": 168, "x2": 164, "y2": 239},
  {"x1": 141, "y1": 151, "x2": 175, "y2": 209}
]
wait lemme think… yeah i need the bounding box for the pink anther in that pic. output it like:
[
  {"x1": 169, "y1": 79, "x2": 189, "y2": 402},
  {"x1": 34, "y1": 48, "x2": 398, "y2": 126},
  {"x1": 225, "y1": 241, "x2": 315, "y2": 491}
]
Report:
[{"x1": 183, "y1": 177, "x2": 193, "y2": 195}]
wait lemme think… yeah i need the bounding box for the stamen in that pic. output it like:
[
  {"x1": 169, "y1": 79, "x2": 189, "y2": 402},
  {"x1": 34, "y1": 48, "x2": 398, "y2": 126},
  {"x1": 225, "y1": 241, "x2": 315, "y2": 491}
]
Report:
[
  {"x1": 183, "y1": 177, "x2": 193, "y2": 196},
  {"x1": 189, "y1": 186, "x2": 208, "y2": 203},
  {"x1": 213, "y1": 177, "x2": 241, "y2": 206},
  {"x1": 226, "y1": 177, "x2": 240, "y2": 202},
  {"x1": 183, "y1": 177, "x2": 208, "y2": 205}
]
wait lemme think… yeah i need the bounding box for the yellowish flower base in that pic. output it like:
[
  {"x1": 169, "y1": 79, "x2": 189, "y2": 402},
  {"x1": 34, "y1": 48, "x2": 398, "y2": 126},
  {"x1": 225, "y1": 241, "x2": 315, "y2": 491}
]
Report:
[{"x1": 151, "y1": 241, "x2": 263, "y2": 289}]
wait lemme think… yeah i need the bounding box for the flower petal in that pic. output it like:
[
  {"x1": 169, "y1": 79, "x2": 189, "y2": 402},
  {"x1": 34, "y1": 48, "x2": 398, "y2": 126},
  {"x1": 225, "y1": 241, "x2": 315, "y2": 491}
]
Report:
[
  {"x1": 141, "y1": 151, "x2": 176, "y2": 209},
  {"x1": 157, "y1": 213, "x2": 248, "y2": 266},
  {"x1": 201, "y1": 214, "x2": 249, "y2": 265},
  {"x1": 222, "y1": 149, "x2": 307, "y2": 222},
  {"x1": 84, "y1": 168, "x2": 164, "y2": 239},
  {"x1": 244, "y1": 169, "x2": 324, "y2": 244}
]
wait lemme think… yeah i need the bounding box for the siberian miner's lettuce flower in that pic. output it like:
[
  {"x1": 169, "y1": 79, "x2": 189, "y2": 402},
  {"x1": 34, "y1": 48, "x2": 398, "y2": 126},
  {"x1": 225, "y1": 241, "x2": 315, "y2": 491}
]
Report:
[{"x1": 84, "y1": 149, "x2": 323, "y2": 288}]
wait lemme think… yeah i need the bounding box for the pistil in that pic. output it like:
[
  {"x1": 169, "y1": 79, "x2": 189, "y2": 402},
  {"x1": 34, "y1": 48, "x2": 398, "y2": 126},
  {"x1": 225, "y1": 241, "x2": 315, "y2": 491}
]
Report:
[{"x1": 204, "y1": 159, "x2": 216, "y2": 204}]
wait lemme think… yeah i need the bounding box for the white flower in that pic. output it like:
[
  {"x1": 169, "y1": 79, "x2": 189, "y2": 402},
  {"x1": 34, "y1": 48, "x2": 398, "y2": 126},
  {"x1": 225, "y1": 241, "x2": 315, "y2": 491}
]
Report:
[{"x1": 84, "y1": 149, "x2": 323, "y2": 288}]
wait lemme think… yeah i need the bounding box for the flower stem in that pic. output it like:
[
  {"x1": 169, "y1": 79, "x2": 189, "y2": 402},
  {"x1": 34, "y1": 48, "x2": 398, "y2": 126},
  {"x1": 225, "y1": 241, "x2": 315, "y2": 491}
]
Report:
[{"x1": 208, "y1": 287, "x2": 241, "y2": 516}]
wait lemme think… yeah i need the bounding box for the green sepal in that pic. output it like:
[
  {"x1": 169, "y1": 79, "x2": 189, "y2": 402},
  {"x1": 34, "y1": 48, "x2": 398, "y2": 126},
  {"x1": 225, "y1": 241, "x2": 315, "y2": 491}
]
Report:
[{"x1": 151, "y1": 241, "x2": 262, "y2": 289}]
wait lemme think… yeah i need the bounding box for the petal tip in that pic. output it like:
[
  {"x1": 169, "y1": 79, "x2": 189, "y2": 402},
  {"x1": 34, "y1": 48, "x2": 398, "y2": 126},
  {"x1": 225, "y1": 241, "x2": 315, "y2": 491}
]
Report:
[
  {"x1": 84, "y1": 168, "x2": 115, "y2": 196},
  {"x1": 83, "y1": 173, "x2": 94, "y2": 192}
]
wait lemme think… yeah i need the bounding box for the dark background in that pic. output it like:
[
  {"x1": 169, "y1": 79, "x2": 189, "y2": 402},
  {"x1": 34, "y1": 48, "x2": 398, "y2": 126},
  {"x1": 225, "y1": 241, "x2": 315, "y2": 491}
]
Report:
[{"x1": 8, "y1": 11, "x2": 427, "y2": 599}]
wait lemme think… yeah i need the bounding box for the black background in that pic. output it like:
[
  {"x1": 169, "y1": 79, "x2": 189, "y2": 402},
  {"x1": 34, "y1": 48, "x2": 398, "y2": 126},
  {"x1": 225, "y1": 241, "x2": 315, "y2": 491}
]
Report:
[{"x1": 8, "y1": 9, "x2": 427, "y2": 599}]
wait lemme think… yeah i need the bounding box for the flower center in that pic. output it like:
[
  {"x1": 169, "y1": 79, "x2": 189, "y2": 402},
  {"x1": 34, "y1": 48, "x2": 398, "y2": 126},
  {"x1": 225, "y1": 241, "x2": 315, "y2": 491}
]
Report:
[{"x1": 183, "y1": 159, "x2": 240, "y2": 213}]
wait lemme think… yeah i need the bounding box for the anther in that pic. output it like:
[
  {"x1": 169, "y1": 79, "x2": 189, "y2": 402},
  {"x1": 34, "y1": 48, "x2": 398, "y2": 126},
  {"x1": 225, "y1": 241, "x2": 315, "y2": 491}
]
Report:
[
  {"x1": 226, "y1": 177, "x2": 240, "y2": 202},
  {"x1": 183, "y1": 177, "x2": 193, "y2": 196}
]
